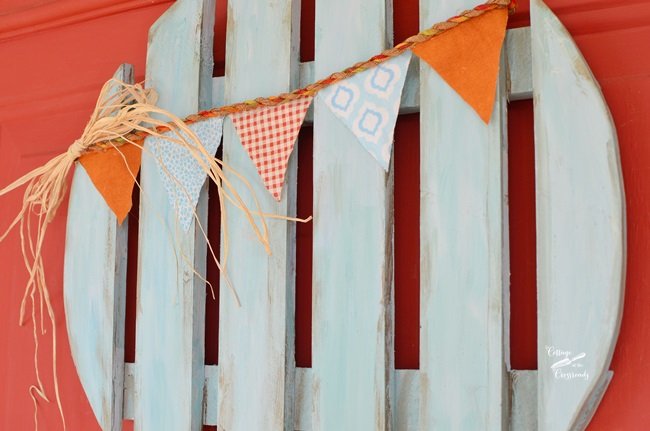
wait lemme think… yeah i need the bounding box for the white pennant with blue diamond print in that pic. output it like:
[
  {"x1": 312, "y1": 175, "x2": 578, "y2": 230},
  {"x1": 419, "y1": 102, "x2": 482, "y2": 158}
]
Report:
[
  {"x1": 318, "y1": 50, "x2": 411, "y2": 170},
  {"x1": 146, "y1": 116, "x2": 223, "y2": 231}
]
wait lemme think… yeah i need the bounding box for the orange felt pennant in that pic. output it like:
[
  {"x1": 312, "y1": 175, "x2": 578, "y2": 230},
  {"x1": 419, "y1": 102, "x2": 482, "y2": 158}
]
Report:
[
  {"x1": 79, "y1": 142, "x2": 142, "y2": 223},
  {"x1": 412, "y1": 8, "x2": 508, "y2": 123}
]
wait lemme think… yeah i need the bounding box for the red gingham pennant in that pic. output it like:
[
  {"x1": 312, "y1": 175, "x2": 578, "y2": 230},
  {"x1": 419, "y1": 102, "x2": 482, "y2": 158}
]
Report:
[{"x1": 230, "y1": 96, "x2": 313, "y2": 200}]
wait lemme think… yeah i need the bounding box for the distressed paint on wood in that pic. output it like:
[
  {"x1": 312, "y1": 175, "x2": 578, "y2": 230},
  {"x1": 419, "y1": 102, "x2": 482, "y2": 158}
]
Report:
[
  {"x1": 531, "y1": 1, "x2": 625, "y2": 430},
  {"x1": 126, "y1": 365, "x2": 576, "y2": 429},
  {"x1": 203, "y1": 365, "x2": 219, "y2": 425},
  {"x1": 510, "y1": 370, "x2": 537, "y2": 431},
  {"x1": 125, "y1": 354, "x2": 619, "y2": 429},
  {"x1": 134, "y1": 0, "x2": 214, "y2": 430},
  {"x1": 508, "y1": 369, "x2": 614, "y2": 431},
  {"x1": 506, "y1": 27, "x2": 532, "y2": 101},
  {"x1": 418, "y1": 0, "x2": 509, "y2": 429},
  {"x1": 294, "y1": 367, "x2": 313, "y2": 430},
  {"x1": 311, "y1": 0, "x2": 394, "y2": 429},
  {"x1": 123, "y1": 363, "x2": 135, "y2": 421},
  {"x1": 394, "y1": 370, "x2": 420, "y2": 430},
  {"x1": 127, "y1": 366, "x2": 423, "y2": 428},
  {"x1": 62, "y1": 3, "x2": 627, "y2": 428},
  {"x1": 63, "y1": 64, "x2": 132, "y2": 431},
  {"x1": 217, "y1": 0, "x2": 300, "y2": 430}
]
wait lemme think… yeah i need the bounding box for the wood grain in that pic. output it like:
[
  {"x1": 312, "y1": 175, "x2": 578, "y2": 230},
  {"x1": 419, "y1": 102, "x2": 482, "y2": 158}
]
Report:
[
  {"x1": 418, "y1": 0, "x2": 509, "y2": 429},
  {"x1": 216, "y1": 0, "x2": 300, "y2": 429},
  {"x1": 63, "y1": 64, "x2": 132, "y2": 431},
  {"x1": 311, "y1": 0, "x2": 394, "y2": 429},
  {"x1": 134, "y1": 0, "x2": 214, "y2": 429},
  {"x1": 531, "y1": 1, "x2": 625, "y2": 430}
]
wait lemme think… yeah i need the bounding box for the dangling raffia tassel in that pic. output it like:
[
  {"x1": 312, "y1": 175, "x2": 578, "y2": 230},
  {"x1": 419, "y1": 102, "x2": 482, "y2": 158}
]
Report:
[{"x1": 0, "y1": 78, "x2": 297, "y2": 430}]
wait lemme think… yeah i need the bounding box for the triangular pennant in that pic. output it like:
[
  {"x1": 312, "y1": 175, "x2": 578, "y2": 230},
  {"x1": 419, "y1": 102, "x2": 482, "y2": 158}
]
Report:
[
  {"x1": 79, "y1": 142, "x2": 142, "y2": 224},
  {"x1": 147, "y1": 116, "x2": 223, "y2": 231},
  {"x1": 411, "y1": 8, "x2": 508, "y2": 123},
  {"x1": 230, "y1": 96, "x2": 312, "y2": 200},
  {"x1": 318, "y1": 51, "x2": 411, "y2": 171}
]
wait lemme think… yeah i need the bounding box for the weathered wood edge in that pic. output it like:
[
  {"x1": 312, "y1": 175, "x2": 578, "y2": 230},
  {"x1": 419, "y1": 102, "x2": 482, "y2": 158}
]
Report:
[
  {"x1": 531, "y1": 0, "x2": 625, "y2": 429},
  {"x1": 507, "y1": 369, "x2": 614, "y2": 431},
  {"x1": 64, "y1": 63, "x2": 132, "y2": 431},
  {"x1": 211, "y1": 26, "x2": 533, "y2": 120}
]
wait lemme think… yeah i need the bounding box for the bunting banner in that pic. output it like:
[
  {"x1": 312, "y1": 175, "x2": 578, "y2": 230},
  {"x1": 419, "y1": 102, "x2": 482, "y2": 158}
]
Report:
[
  {"x1": 319, "y1": 51, "x2": 412, "y2": 170},
  {"x1": 148, "y1": 116, "x2": 224, "y2": 230},
  {"x1": 412, "y1": 8, "x2": 508, "y2": 123},
  {"x1": 231, "y1": 96, "x2": 313, "y2": 200},
  {"x1": 78, "y1": 142, "x2": 142, "y2": 223},
  {"x1": 77, "y1": 0, "x2": 508, "y2": 212}
]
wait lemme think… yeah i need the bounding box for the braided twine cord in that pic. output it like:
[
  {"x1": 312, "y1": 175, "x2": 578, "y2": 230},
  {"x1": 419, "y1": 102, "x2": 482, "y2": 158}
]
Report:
[{"x1": 95, "y1": 0, "x2": 515, "y2": 152}]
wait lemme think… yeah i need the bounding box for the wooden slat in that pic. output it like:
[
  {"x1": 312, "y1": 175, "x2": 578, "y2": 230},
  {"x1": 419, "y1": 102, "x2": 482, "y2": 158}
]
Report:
[
  {"x1": 531, "y1": 0, "x2": 625, "y2": 429},
  {"x1": 135, "y1": 1, "x2": 214, "y2": 430},
  {"x1": 311, "y1": 0, "x2": 394, "y2": 429},
  {"x1": 506, "y1": 27, "x2": 532, "y2": 101},
  {"x1": 63, "y1": 64, "x2": 132, "y2": 431},
  {"x1": 394, "y1": 369, "x2": 420, "y2": 430},
  {"x1": 418, "y1": 1, "x2": 509, "y2": 429},
  {"x1": 203, "y1": 365, "x2": 219, "y2": 425},
  {"x1": 123, "y1": 362, "x2": 136, "y2": 421},
  {"x1": 217, "y1": 0, "x2": 300, "y2": 429},
  {"x1": 294, "y1": 367, "x2": 313, "y2": 430},
  {"x1": 510, "y1": 370, "x2": 537, "y2": 431}
]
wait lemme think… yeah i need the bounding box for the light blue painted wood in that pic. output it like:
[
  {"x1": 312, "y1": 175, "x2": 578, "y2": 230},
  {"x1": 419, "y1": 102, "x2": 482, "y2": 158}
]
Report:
[
  {"x1": 203, "y1": 365, "x2": 219, "y2": 425},
  {"x1": 297, "y1": 368, "x2": 423, "y2": 430},
  {"x1": 394, "y1": 370, "x2": 420, "y2": 430},
  {"x1": 311, "y1": 0, "x2": 394, "y2": 429},
  {"x1": 418, "y1": 1, "x2": 509, "y2": 429},
  {"x1": 510, "y1": 370, "x2": 537, "y2": 430},
  {"x1": 127, "y1": 365, "x2": 424, "y2": 428},
  {"x1": 123, "y1": 363, "x2": 135, "y2": 421},
  {"x1": 531, "y1": 1, "x2": 625, "y2": 430},
  {"x1": 64, "y1": 64, "x2": 132, "y2": 431},
  {"x1": 508, "y1": 369, "x2": 613, "y2": 431},
  {"x1": 294, "y1": 367, "x2": 313, "y2": 430},
  {"x1": 65, "y1": 164, "x2": 127, "y2": 431},
  {"x1": 217, "y1": 0, "x2": 300, "y2": 429},
  {"x1": 127, "y1": 364, "x2": 566, "y2": 429},
  {"x1": 506, "y1": 27, "x2": 532, "y2": 101},
  {"x1": 135, "y1": 1, "x2": 214, "y2": 430}
]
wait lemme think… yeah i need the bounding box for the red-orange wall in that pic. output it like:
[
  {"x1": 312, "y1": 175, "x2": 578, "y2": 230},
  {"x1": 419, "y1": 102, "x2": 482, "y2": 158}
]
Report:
[
  {"x1": 0, "y1": 2, "x2": 173, "y2": 430},
  {"x1": 0, "y1": 0, "x2": 649, "y2": 430}
]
